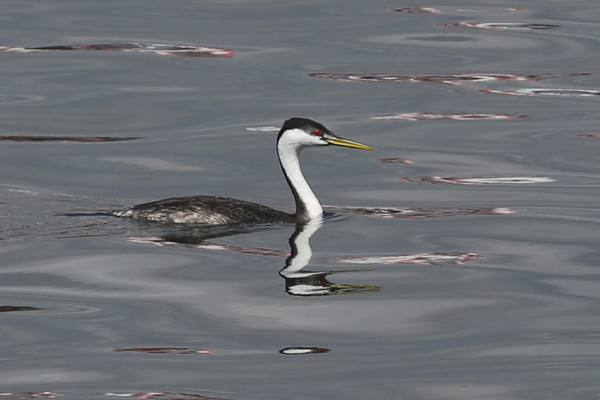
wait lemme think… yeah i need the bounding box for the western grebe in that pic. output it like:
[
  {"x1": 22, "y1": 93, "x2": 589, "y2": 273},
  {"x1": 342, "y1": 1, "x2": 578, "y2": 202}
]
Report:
[{"x1": 114, "y1": 117, "x2": 375, "y2": 224}]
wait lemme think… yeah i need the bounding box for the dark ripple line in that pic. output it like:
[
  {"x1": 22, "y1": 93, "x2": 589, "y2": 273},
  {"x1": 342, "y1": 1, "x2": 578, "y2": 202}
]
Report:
[
  {"x1": 309, "y1": 73, "x2": 591, "y2": 85},
  {"x1": 438, "y1": 22, "x2": 560, "y2": 30},
  {"x1": 0, "y1": 136, "x2": 140, "y2": 142},
  {"x1": 0, "y1": 43, "x2": 235, "y2": 58},
  {"x1": 481, "y1": 88, "x2": 600, "y2": 97}
]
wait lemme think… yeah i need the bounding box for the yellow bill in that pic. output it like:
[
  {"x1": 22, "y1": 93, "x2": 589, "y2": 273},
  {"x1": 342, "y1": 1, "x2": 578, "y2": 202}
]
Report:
[{"x1": 324, "y1": 137, "x2": 376, "y2": 150}]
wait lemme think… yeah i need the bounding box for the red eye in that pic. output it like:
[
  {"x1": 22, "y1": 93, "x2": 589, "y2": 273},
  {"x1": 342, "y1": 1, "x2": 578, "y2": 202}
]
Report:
[{"x1": 314, "y1": 129, "x2": 322, "y2": 136}]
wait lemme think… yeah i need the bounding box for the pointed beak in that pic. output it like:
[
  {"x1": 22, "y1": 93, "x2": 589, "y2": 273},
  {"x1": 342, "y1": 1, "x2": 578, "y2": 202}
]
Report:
[{"x1": 323, "y1": 136, "x2": 376, "y2": 150}]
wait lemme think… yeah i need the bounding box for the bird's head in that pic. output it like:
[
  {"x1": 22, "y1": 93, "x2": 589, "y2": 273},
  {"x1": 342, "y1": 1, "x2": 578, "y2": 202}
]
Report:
[{"x1": 277, "y1": 117, "x2": 375, "y2": 151}]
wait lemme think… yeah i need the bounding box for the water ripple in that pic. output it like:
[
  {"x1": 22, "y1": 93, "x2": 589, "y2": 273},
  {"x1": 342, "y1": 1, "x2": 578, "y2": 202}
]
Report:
[
  {"x1": 395, "y1": 6, "x2": 526, "y2": 15},
  {"x1": 309, "y1": 72, "x2": 591, "y2": 85},
  {"x1": 481, "y1": 88, "x2": 600, "y2": 97},
  {"x1": 399, "y1": 176, "x2": 556, "y2": 185},
  {"x1": 0, "y1": 93, "x2": 45, "y2": 105},
  {"x1": 0, "y1": 43, "x2": 234, "y2": 57},
  {"x1": 0, "y1": 136, "x2": 138, "y2": 142},
  {"x1": 372, "y1": 112, "x2": 529, "y2": 121},
  {"x1": 438, "y1": 22, "x2": 560, "y2": 30},
  {"x1": 339, "y1": 252, "x2": 481, "y2": 265}
]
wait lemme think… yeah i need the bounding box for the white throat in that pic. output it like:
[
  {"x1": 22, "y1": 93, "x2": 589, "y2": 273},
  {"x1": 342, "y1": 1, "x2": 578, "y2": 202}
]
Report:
[{"x1": 277, "y1": 129, "x2": 324, "y2": 222}]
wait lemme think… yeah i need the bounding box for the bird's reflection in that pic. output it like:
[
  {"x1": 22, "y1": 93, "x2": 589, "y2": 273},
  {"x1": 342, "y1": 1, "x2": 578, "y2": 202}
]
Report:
[
  {"x1": 127, "y1": 216, "x2": 379, "y2": 297},
  {"x1": 279, "y1": 217, "x2": 379, "y2": 296},
  {"x1": 125, "y1": 205, "x2": 488, "y2": 295},
  {"x1": 122, "y1": 205, "x2": 494, "y2": 297}
]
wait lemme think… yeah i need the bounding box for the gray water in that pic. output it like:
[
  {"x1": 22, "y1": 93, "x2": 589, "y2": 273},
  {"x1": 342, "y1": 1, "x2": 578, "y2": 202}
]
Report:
[{"x1": 2, "y1": 1, "x2": 600, "y2": 399}]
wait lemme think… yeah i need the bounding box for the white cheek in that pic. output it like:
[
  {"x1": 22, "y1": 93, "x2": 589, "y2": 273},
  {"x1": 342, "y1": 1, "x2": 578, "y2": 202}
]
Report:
[{"x1": 281, "y1": 128, "x2": 326, "y2": 147}]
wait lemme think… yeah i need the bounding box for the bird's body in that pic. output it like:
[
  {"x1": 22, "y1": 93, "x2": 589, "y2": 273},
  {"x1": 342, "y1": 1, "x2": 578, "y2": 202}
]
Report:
[
  {"x1": 115, "y1": 195, "x2": 295, "y2": 224},
  {"x1": 114, "y1": 117, "x2": 374, "y2": 225}
]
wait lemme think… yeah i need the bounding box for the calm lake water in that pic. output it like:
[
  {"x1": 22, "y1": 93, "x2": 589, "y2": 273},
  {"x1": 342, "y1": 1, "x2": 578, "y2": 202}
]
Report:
[{"x1": 1, "y1": 1, "x2": 600, "y2": 399}]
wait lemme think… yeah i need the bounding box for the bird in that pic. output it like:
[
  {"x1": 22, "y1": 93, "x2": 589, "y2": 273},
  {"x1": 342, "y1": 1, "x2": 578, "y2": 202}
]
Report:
[{"x1": 113, "y1": 117, "x2": 375, "y2": 225}]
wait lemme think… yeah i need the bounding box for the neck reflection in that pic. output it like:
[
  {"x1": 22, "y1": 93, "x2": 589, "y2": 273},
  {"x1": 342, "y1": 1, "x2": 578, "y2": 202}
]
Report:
[{"x1": 279, "y1": 216, "x2": 379, "y2": 297}]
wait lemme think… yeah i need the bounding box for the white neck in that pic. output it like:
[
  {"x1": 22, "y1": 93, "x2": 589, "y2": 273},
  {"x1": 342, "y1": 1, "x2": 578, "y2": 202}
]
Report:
[{"x1": 277, "y1": 131, "x2": 324, "y2": 222}]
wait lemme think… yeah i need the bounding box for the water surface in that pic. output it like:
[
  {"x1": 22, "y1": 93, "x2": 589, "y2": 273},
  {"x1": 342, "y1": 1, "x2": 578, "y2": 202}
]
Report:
[{"x1": 1, "y1": 1, "x2": 600, "y2": 399}]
